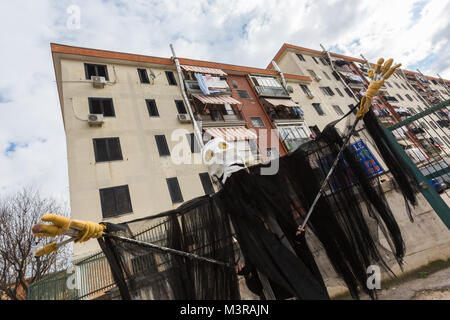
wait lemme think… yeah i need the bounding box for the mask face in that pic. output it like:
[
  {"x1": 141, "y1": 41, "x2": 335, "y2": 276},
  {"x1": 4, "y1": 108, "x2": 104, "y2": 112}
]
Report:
[{"x1": 202, "y1": 138, "x2": 246, "y2": 184}]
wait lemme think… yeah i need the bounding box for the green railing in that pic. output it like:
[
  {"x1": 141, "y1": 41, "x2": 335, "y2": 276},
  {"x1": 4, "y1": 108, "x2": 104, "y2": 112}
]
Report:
[
  {"x1": 27, "y1": 250, "x2": 116, "y2": 300},
  {"x1": 384, "y1": 99, "x2": 450, "y2": 228}
]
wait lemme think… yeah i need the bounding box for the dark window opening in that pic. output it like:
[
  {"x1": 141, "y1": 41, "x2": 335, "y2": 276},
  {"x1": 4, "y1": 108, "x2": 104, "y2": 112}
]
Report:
[
  {"x1": 199, "y1": 173, "x2": 215, "y2": 195},
  {"x1": 296, "y1": 54, "x2": 305, "y2": 62},
  {"x1": 175, "y1": 100, "x2": 187, "y2": 114},
  {"x1": 155, "y1": 135, "x2": 170, "y2": 156},
  {"x1": 146, "y1": 99, "x2": 159, "y2": 117},
  {"x1": 93, "y1": 138, "x2": 123, "y2": 162},
  {"x1": 89, "y1": 98, "x2": 115, "y2": 117},
  {"x1": 312, "y1": 56, "x2": 319, "y2": 64},
  {"x1": 138, "y1": 68, "x2": 150, "y2": 84},
  {"x1": 100, "y1": 185, "x2": 132, "y2": 218},
  {"x1": 312, "y1": 103, "x2": 325, "y2": 115},
  {"x1": 186, "y1": 133, "x2": 201, "y2": 153},
  {"x1": 332, "y1": 71, "x2": 340, "y2": 81},
  {"x1": 300, "y1": 84, "x2": 312, "y2": 96},
  {"x1": 166, "y1": 177, "x2": 183, "y2": 203},
  {"x1": 335, "y1": 88, "x2": 344, "y2": 97},
  {"x1": 85, "y1": 63, "x2": 109, "y2": 80},
  {"x1": 344, "y1": 87, "x2": 353, "y2": 98},
  {"x1": 250, "y1": 117, "x2": 265, "y2": 128},
  {"x1": 165, "y1": 71, "x2": 177, "y2": 86},
  {"x1": 237, "y1": 90, "x2": 251, "y2": 99}
]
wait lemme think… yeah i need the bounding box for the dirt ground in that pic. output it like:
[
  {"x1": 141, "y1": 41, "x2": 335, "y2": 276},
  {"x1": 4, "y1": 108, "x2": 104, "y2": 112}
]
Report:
[{"x1": 362, "y1": 265, "x2": 450, "y2": 300}]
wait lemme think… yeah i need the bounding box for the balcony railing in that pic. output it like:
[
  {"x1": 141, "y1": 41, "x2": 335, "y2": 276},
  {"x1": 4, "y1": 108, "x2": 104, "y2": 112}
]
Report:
[
  {"x1": 254, "y1": 86, "x2": 290, "y2": 98},
  {"x1": 195, "y1": 108, "x2": 245, "y2": 127},
  {"x1": 184, "y1": 80, "x2": 231, "y2": 95},
  {"x1": 267, "y1": 108, "x2": 304, "y2": 122}
]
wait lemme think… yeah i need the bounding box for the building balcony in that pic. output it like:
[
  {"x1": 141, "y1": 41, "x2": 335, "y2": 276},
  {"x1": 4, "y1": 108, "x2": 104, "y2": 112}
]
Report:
[
  {"x1": 184, "y1": 80, "x2": 231, "y2": 95},
  {"x1": 254, "y1": 85, "x2": 290, "y2": 98},
  {"x1": 194, "y1": 108, "x2": 245, "y2": 127},
  {"x1": 348, "y1": 82, "x2": 365, "y2": 90}
]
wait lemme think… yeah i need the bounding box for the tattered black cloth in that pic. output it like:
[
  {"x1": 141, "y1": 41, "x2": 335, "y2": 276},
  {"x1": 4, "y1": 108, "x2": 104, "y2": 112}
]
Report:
[{"x1": 98, "y1": 109, "x2": 419, "y2": 300}]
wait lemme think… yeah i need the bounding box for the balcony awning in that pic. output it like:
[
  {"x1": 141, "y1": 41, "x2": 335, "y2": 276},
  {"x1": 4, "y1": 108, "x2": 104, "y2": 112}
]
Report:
[
  {"x1": 193, "y1": 94, "x2": 241, "y2": 105},
  {"x1": 264, "y1": 98, "x2": 299, "y2": 108},
  {"x1": 205, "y1": 127, "x2": 257, "y2": 141},
  {"x1": 181, "y1": 65, "x2": 227, "y2": 76}
]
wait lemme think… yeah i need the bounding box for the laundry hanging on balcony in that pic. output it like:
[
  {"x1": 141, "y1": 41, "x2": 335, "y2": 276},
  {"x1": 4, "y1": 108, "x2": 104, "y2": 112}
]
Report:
[
  {"x1": 193, "y1": 94, "x2": 241, "y2": 105},
  {"x1": 195, "y1": 73, "x2": 220, "y2": 95}
]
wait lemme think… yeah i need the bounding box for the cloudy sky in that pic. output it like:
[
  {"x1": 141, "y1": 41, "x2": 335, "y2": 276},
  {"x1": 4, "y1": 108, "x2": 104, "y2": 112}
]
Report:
[{"x1": 0, "y1": 0, "x2": 449, "y2": 204}]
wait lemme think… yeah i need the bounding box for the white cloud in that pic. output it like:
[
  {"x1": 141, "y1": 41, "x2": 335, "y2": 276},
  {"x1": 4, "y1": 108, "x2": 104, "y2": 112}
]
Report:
[{"x1": 0, "y1": 0, "x2": 448, "y2": 202}]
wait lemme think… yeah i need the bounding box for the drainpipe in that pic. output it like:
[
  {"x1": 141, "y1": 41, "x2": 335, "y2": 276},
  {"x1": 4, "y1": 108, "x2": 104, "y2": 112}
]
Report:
[
  {"x1": 437, "y1": 73, "x2": 450, "y2": 95},
  {"x1": 170, "y1": 44, "x2": 204, "y2": 149},
  {"x1": 320, "y1": 43, "x2": 359, "y2": 104},
  {"x1": 271, "y1": 60, "x2": 287, "y2": 90}
]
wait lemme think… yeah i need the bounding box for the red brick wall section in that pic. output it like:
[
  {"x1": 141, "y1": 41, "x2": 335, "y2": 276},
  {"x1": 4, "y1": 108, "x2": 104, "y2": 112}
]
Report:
[{"x1": 226, "y1": 75, "x2": 288, "y2": 160}]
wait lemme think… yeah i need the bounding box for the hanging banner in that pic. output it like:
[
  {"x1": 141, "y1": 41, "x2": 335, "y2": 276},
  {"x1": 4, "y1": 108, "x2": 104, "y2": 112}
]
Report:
[{"x1": 350, "y1": 140, "x2": 384, "y2": 177}]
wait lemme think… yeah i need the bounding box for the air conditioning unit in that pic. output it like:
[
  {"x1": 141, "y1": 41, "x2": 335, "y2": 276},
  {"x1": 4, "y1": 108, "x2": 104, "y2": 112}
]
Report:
[
  {"x1": 87, "y1": 114, "x2": 104, "y2": 127},
  {"x1": 91, "y1": 76, "x2": 106, "y2": 88},
  {"x1": 286, "y1": 85, "x2": 294, "y2": 93},
  {"x1": 177, "y1": 113, "x2": 191, "y2": 123},
  {"x1": 307, "y1": 93, "x2": 314, "y2": 99},
  {"x1": 314, "y1": 76, "x2": 322, "y2": 82}
]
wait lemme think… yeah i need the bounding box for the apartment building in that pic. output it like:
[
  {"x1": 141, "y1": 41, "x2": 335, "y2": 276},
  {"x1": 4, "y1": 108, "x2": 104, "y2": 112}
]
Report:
[
  {"x1": 271, "y1": 43, "x2": 450, "y2": 164},
  {"x1": 52, "y1": 42, "x2": 449, "y2": 258},
  {"x1": 51, "y1": 44, "x2": 314, "y2": 258}
]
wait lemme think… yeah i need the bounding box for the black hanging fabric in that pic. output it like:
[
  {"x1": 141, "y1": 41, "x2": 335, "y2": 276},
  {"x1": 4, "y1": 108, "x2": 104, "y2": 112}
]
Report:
[{"x1": 98, "y1": 107, "x2": 419, "y2": 300}]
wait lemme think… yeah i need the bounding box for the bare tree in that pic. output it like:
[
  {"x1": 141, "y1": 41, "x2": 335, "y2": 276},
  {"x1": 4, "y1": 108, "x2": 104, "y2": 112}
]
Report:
[{"x1": 0, "y1": 188, "x2": 69, "y2": 300}]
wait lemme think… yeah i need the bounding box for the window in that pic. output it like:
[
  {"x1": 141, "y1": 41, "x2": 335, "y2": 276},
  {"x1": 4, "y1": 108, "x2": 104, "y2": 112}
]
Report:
[
  {"x1": 322, "y1": 71, "x2": 331, "y2": 80},
  {"x1": 138, "y1": 68, "x2": 150, "y2": 84},
  {"x1": 249, "y1": 139, "x2": 259, "y2": 155},
  {"x1": 299, "y1": 84, "x2": 312, "y2": 96},
  {"x1": 166, "y1": 177, "x2": 183, "y2": 203},
  {"x1": 396, "y1": 94, "x2": 404, "y2": 101},
  {"x1": 250, "y1": 117, "x2": 265, "y2": 128},
  {"x1": 386, "y1": 81, "x2": 392, "y2": 88},
  {"x1": 335, "y1": 88, "x2": 344, "y2": 97},
  {"x1": 89, "y1": 98, "x2": 115, "y2": 116},
  {"x1": 199, "y1": 173, "x2": 215, "y2": 195},
  {"x1": 405, "y1": 94, "x2": 413, "y2": 102},
  {"x1": 401, "y1": 84, "x2": 407, "y2": 90},
  {"x1": 312, "y1": 56, "x2": 319, "y2": 64},
  {"x1": 332, "y1": 71, "x2": 340, "y2": 81},
  {"x1": 332, "y1": 105, "x2": 344, "y2": 116},
  {"x1": 344, "y1": 88, "x2": 353, "y2": 98},
  {"x1": 417, "y1": 106, "x2": 423, "y2": 112},
  {"x1": 175, "y1": 100, "x2": 187, "y2": 114},
  {"x1": 85, "y1": 63, "x2": 109, "y2": 80},
  {"x1": 186, "y1": 133, "x2": 201, "y2": 153},
  {"x1": 237, "y1": 90, "x2": 251, "y2": 99},
  {"x1": 100, "y1": 185, "x2": 132, "y2": 218},
  {"x1": 312, "y1": 103, "x2": 325, "y2": 115},
  {"x1": 430, "y1": 121, "x2": 438, "y2": 129},
  {"x1": 320, "y1": 87, "x2": 334, "y2": 96},
  {"x1": 394, "y1": 82, "x2": 401, "y2": 89},
  {"x1": 296, "y1": 54, "x2": 305, "y2": 62},
  {"x1": 307, "y1": 70, "x2": 319, "y2": 81},
  {"x1": 252, "y1": 76, "x2": 282, "y2": 88},
  {"x1": 320, "y1": 57, "x2": 328, "y2": 65},
  {"x1": 407, "y1": 107, "x2": 416, "y2": 115},
  {"x1": 155, "y1": 135, "x2": 170, "y2": 156},
  {"x1": 93, "y1": 138, "x2": 123, "y2": 162},
  {"x1": 165, "y1": 71, "x2": 177, "y2": 85},
  {"x1": 266, "y1": 147, "x2": 279, "y2": 159},
  {"x1": 146, "y1": 99, "x2": 159, "y2": 117},
  {"x1": 442, "y1": 136, "x2": 450, "y2": 145}
]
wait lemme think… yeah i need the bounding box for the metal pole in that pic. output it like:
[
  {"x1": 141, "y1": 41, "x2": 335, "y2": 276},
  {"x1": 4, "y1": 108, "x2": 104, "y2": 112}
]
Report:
[
  {"x1": 300, "y1": 116, "x2": 360, "y2": 229},
  {"x1": 104, "y1": 233, "x2": 234, "y2": 269},
  {"x1": 170, "y1": 44, "x2": 204, "y2": 149}
]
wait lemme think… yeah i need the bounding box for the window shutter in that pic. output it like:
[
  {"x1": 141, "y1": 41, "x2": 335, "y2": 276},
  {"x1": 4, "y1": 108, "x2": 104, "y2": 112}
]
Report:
[
  {"x1": 100, "y1": 188, "x2": 116, "y2": 218},
  {"x1": 102, "y1": 99, "x2": 115, "y2": 116},
  {"x1": 199, "y1": 173, "x2": 215, "y2": 195},
  {"x1": 155, "y1": 135, "x2": 170, "y2": 156},
  {"x1": 146, "y1": 99, "x2": 159, "y2": 117},
  {"x1": 175, "y1": 100, "x2": 187, "y2": 114},
  {"x1": 116, "y1": 186, "x2": 132, "y2": 214},
  {"x1": 166, "y1": 178, "x2": 183, "y2": 203},
  {"x1": 108, "y1": 138, "x2": 123, "y2": 161},
  {"x1": 186, "y1": 133, "x2": 200, "y2": 153},
  {"x1": 93, "y1": 139, "x2": 108, "y2": 162}
]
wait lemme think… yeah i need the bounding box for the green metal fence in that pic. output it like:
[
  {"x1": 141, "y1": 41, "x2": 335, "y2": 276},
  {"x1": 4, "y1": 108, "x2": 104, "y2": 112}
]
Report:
[
  {"x1": 27, "y1": 250, "x2": 116, "y2": 300},
  {"x1": 383, "y1": 99, "x2": 450, "y2": 228}
]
